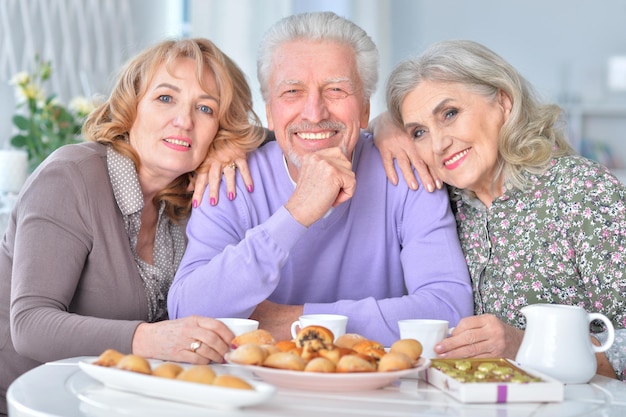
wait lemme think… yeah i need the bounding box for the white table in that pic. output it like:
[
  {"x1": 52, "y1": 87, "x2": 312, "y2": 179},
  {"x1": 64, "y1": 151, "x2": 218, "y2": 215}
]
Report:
[{"x1": 7, "y1": 357, "x2": 626, "y2": 417}]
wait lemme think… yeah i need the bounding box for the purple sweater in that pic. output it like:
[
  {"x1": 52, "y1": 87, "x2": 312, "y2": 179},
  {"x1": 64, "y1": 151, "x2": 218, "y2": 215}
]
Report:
[{"x1": 168, "y1": 134, "x2": 473, "y2": 344}]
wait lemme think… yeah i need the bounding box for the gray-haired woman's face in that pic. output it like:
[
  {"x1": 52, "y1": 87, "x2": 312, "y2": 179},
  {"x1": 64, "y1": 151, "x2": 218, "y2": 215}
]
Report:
[{"x1": 400, "y1": 80, "x2": 511, "y2": 206}]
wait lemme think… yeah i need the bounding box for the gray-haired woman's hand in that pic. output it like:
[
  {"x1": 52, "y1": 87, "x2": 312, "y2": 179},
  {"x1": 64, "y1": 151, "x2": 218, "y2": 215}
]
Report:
[
  {"x1": 433, "y1": 314, "x2": 524, "y2": 360},
  {"x1": 369, "y1": 112, "x2": 441, "y2": 193}
]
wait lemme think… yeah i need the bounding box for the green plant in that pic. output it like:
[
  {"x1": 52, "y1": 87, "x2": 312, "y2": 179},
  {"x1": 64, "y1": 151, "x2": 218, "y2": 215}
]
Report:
[{"x1": 10, "y1": 55, "x2": 94, "y2": 171}]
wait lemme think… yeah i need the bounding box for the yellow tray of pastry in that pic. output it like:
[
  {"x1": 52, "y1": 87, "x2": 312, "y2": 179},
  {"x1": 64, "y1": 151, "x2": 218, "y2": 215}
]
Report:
[{"x1": 424, "y1": 358, "x2": 564, "y2": 403}]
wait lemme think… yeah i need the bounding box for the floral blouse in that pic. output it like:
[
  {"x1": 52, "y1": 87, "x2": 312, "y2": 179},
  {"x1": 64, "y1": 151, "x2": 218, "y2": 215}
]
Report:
[{"x1": 453, "y1": 154, "x2": 626, "y2": 380}]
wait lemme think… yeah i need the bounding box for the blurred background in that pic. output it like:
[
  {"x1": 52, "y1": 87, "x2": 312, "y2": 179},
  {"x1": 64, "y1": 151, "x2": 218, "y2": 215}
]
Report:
[{"x1": 2, "y1": 0, "x2": 626, "y2": 179}]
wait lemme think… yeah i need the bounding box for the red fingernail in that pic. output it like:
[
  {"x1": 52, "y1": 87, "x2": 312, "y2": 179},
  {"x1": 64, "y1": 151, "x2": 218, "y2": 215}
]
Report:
[
  {"x1": 228, "y1": 192, "x2": 234, "y2": 201},
  {"x1": 192, "y1": 199, "x2": 198, "y2": 208},
  {"x1": 210, "y1": 197, "x2": 216, "y2": 206},
  {"x1": 248, "y1": 184, "x2": 254, "y2": 193}
]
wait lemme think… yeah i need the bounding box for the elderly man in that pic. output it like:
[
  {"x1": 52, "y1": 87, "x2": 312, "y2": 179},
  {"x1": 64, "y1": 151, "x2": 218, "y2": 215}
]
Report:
[{"x1": 168, "y1": 12, "x2": 472, "y2": 344}]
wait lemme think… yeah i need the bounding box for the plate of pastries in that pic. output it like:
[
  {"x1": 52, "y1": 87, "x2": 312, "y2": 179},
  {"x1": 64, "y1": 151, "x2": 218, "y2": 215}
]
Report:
[
  {"x1": 225, "y1": 325, "x2": 430, "y2": 391},
  {"x1": 79, "y1": 350, "x2": 276, "y2": 409}
]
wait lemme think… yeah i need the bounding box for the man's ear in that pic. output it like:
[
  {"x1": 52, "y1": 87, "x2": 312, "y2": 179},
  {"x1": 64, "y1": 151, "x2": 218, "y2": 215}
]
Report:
[{"x1": 360, "y1": 101, "x2": 371, "y2": 129}]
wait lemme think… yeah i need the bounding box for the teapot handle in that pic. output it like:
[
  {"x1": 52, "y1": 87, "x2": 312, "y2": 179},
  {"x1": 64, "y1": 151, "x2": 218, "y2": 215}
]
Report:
[{"x1": 588, "y1": 313, "x2": 615, "y2": 353}]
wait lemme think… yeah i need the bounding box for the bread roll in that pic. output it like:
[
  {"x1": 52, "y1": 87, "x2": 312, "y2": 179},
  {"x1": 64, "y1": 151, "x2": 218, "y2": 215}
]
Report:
[
  {"x1": 227, "y1": 343, "x2": 268, "y2": 366},
  {"x1": 93, "y1": 349, "x2": 125, "y2": 367},
  {"x1": 263, "y1": 351, "x2": 306, "y2": 371},
  {"x1": 231, "y1": 329, "x2": 275, "y2": 348},
  {"x1": 377, "y1": 352, "x2": 413, "y2": 372},
  {"x1": 213, "y1": 374, "x2": 254, "y2": 390},
  {"x1": 352, "y1": 340, "x2": 386, "y2": 361},
  {"x1": 152, "y1": 362, "x2": 184, "y2": 379},
  {"x1": 389, "y1": 339, "x2": 423, "y2": 364},
  {"x1": 261, "y1": 343, "x2": 281, "y2": 356},
  {"x1": 275, "y1": 340, "x2": 298, "y2": 352},
  {"x1": 317, "y1": 346, "x2": 355, "y2": 365},
  {"x1": 334, "y1": 333, "x2": 367, "y2": 349},
  {"x1": 304, "y1": 357, "x2": 336, "y2": 373},
  {"x1": 116, "y1": 354, "x2": 152, "y2": 374},
  {"x1": 176, "y1": 365, "x2": 216, "y2": 384},
  {"x1": 335, "y1": 354, "x2": 377, "y2": 373}
]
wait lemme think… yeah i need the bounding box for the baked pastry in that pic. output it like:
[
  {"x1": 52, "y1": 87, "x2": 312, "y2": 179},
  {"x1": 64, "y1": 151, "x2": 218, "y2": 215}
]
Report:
[
  {"x1": 317, "y1": 346, "x2": 355, "y2": 364},
  {"x1": 213, "y1": 374, "x2": 254, "y2": 390},
  {"x1": 335, "y1": 354, "x2": 377, "y2": 373},
  {"x1": 304, "y1": 357, "x2": 336, "y2": 373},
  {"x1": 274, "y1": 340, "x2": 298, "y2": 352},
  {"x1": 93, "y1": 348, "x2": 125, "y2": 367},
  {"x1": 294, "y1": 325, "x2": 334, "y2": 350},
  {"x1": 227, "y1": 343, "x2": 268, "y2": 366},
  {"x1": 176, "y1": 365, "x2": 216, "y2": 384},
  {"x1": 334, "y1": 333, "x2": 367, "y2": 349},
  {"x1": 263, "y1": 351, "x2": 306, "y2": 371},
  {"x1": 352, "y1": 340, "x2": 386, "y2": 361},
  {"x1": 377, "y1": 352, "x2": 413, "y2": 372},
  {"x1": 231, "y1": 329, "x2": 276, "y2": 348},
  {"x1": 261, "y1": 343, "x2": 281, "y2": 356},
  {"x1": 389, "y1": 339, "x2": 423, "y2": 364},
  {"x1": 152, "y1": 362, "x2": 184, "y2": 379},
  {"x1": 116, "y1": 354, "x2": 152, "y2": 374}
]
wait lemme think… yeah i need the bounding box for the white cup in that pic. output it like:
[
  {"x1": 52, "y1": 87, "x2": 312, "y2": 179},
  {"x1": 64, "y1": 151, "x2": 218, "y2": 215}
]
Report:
[
  {"x1": 217, "y1": 318, "x2": 259, "y2": 336},
  {"x1": 398, "y1": 319, "x2": 449, "y2": 359},
  {"x1": 290, "y1": 314, "x2": 348, "y2": 341}
]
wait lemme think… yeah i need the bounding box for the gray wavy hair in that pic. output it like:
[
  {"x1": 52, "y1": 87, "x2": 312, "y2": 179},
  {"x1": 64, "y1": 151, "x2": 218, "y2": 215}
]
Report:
[
  {"x1": 257, "y1": 11, "x2": 379, "y2": 103},
  {"x1": 386, "y1": 39, "x2": 574, "y2": 192}
]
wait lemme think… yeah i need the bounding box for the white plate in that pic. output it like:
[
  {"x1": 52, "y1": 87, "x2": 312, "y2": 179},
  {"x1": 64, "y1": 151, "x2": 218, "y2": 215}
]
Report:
[
  {"x1": 78, "y1": 360, "x2": 276, "y2": 409},
  {"x1": 227, "y1": 357, "x2": 430, "y2": 392}
]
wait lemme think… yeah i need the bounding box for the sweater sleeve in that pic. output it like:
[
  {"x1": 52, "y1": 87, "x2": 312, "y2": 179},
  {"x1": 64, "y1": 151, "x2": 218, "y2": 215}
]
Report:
[
  {"x1": 168, "y1": 204, "x2": 307, "y2": 319},
  {"x1": 10, "y1": 157, "x2": 140, "y2": 362},
  {"x1": 304, "y1": 184, "x2": 474, "y2": 344}
]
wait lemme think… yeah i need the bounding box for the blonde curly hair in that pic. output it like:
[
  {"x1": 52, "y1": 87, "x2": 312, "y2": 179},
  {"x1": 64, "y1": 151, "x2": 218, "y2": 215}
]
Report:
[{"x1": 83, "y1": 38, "x2": 265, "y2": 221}]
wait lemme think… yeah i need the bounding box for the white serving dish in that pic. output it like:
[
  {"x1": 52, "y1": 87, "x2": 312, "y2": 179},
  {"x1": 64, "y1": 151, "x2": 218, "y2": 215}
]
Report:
[{"x1": 79, "y1": 359, "x2": 276, "y2": 409}]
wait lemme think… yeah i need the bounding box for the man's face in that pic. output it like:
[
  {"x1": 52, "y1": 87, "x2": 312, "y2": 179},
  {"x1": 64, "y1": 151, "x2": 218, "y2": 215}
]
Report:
[{"x1": 265, "y1": 40, "x2": 370, "y2": 180}]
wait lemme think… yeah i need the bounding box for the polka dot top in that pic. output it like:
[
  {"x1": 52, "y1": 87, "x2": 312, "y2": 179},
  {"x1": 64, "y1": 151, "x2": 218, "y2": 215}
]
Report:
[{"x1": 107, "y1": 146, "x2": 186, "y2": 322}]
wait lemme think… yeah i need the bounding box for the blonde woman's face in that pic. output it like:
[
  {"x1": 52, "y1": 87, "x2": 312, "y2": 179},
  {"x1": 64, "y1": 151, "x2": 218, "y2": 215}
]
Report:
[
  {"x1": 400, "y1": 80, "x2": 511, "y2": 205},
  {"x1": 129, "y1": 57, "x2": 220, "y2": 191}
]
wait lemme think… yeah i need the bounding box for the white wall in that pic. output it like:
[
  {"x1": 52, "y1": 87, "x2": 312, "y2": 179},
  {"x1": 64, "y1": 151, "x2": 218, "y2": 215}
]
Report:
[
  {"x1": 389, "y1": 0, "x2": 626, "y2": 107},
  {"x1": 188, "y1": 0, "x2": 626, "y2": 133},
  {"x1": 5, "y1": 0, "x2": 626, "y2": 157}
]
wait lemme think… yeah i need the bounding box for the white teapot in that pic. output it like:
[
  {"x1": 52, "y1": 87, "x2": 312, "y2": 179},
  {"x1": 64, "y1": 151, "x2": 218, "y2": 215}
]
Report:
[{"x1": 515, "y1": 303, "x2": 615, "y2": 384}]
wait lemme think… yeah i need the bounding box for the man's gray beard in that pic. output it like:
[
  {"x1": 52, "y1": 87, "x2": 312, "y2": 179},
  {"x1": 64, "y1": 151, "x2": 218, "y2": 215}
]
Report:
[{"x1": 286, "y1": 149, "x2": 301, "y2": 170}]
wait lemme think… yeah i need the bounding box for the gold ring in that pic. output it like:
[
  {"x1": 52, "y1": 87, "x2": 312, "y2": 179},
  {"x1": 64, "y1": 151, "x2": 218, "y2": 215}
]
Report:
[
  {"x1": 225, "y1": 163, "x2": 237, "y2": 170},
  {"x1": 190, "y1": 340, "x2": 201, "y2": 353}
]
